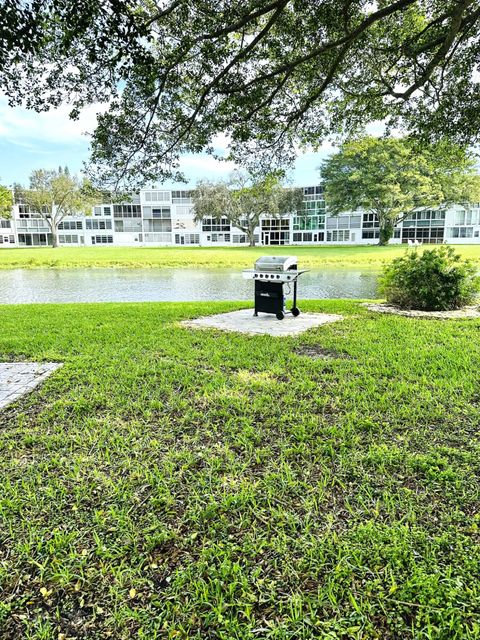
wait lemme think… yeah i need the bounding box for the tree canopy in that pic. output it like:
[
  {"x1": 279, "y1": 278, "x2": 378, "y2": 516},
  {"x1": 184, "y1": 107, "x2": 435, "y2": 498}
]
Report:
[
  {"x1": 321, "y1": 136, "x2": 480, "y2": 244},
  {"x1": 17, "y1": 169, "x2": 100, "y2": 247},
  {"x1": 0, "y1": 183, "x2": 13, "y2": 218},
  {"x1": 192, "y1": 170, "x2": 302, "y2": 246},
  {"x1": 1, "y1": 1, "x2": 479, "y2": 188}
]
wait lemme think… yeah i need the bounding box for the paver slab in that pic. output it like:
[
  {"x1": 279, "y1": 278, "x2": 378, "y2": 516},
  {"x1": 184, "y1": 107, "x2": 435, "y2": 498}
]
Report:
[
  {"x1": 0, "y1": 362, "x2": 62, "y2": 410},
  {"x1": 182, "y1": 308, "x2": 343, "y2": 336}
]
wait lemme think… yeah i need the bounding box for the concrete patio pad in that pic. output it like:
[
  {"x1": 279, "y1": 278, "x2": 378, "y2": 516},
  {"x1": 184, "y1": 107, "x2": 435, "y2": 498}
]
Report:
[
  {"x1": 0, "y1": 362, "x2": 62, "y2": 410},
  {"x1": 182, "y1": 308, "x2": 343, "y2": 336}
]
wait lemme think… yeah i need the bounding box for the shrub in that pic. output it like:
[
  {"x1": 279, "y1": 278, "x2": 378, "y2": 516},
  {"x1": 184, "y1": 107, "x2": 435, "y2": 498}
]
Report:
[{"x1": 379, "y1": 245, "x2": 480, "y2": 311}]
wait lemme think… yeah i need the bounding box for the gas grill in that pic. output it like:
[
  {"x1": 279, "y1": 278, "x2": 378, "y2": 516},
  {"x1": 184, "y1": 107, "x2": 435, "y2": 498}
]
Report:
[{"x1": 242, "y1": 256, "x2": 308, "y2": 320}]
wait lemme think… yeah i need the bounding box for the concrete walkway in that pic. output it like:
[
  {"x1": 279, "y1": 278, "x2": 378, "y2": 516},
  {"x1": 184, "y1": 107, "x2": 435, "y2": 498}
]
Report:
[
  {"x1": 0, "y1": 362, "x2": 62, "y2": 410},
  {"x1": 182, "y1": 308, "x2": 343, "y2": 336}
]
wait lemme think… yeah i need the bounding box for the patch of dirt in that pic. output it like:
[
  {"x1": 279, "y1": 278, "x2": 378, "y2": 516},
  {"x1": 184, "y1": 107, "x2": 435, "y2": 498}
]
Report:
[
  {"x1": 294, "y1": 345, "x2": 353, "y2": 360},
  {"x1": 363, "y1": 303, "x2": 480, "y2": 319}
]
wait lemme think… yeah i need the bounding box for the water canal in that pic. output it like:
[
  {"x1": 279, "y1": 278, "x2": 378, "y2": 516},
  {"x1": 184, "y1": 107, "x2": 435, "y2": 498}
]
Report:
[{"x1": 0, "y1": 267, "x2": 379, "y2": 304}]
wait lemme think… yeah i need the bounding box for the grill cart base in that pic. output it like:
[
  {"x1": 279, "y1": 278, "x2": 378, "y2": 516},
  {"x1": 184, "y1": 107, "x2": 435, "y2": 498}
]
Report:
[{"x1": 254, "y1": 279, "x2": 300, "y2": 320}]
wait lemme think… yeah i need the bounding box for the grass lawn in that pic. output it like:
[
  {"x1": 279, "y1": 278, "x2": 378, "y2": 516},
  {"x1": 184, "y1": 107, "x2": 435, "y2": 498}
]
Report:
[
  {"x1": 1, "y1": 244, "x2": 480, "y2": 270},
  {"x1": 1, "y1": 300, "x2": 480, "y2": 638}
]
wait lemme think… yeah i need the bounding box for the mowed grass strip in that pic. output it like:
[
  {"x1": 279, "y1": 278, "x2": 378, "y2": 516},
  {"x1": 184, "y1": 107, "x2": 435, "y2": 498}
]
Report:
[
  {"x1": 0, "y1": 300, "x2": 479, "y2": 638},
  {"x1": 1, "y1": 244, "x2": 480, "y2": 270}
]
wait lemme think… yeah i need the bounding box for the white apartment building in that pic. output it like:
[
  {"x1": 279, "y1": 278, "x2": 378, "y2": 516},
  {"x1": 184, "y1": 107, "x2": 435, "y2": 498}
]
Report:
[{"x1": 4, "y1": 185, "x2": 480, "y2": 248}]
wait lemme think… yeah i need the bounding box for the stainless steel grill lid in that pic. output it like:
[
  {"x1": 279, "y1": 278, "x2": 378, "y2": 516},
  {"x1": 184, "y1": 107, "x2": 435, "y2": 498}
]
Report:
[
  {"x1": 242, "y1": 256, "x2": 307, "y2": 283},
  {"x1": 254, "y1": 256, "x2": 297, "y2": 272}
]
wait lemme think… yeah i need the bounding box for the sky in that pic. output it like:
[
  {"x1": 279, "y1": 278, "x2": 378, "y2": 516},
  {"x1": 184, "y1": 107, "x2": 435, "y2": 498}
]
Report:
[{"x1": 0, "y1": 93, "x2": 335, "y2": 190}]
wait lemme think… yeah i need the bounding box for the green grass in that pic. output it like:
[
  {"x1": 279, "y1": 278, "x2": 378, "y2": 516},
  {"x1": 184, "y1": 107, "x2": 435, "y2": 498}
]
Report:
[
  {"x1": 2, "y1": 244, "x2": 480, "y2": 270},
  {"x1": 1, "y1": 300, "x2": 480, "y2": 638}
]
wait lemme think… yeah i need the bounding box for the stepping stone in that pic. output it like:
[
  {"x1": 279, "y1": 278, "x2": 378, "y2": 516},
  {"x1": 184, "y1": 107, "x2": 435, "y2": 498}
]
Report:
[{"x1": 0, "y1": 362, "x2": 62, "y2": 410}]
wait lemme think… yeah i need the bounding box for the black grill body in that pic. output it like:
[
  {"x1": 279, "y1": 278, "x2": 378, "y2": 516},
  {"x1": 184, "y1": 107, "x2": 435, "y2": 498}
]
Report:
[{"x1": 254, "y1": 280, "x2": 284, "y2": 316}]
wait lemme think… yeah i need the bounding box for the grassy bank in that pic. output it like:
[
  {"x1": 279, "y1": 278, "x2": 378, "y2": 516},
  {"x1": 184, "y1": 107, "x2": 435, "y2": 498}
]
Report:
[
  {"x1": 1, "y1": 244, "x2": 480, "y2": 270},
  {"x1": 1, "y1": 300, "x2": 480, "y2": 638}
]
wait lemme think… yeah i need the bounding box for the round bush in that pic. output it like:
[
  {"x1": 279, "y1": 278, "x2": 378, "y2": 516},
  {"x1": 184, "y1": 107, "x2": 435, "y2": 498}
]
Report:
[{"x1": 379, "y1": 246, "x2": 480, "y2": 311}]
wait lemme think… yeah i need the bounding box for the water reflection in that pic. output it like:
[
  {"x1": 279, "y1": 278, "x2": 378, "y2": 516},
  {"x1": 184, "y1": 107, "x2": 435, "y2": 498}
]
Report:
[{"x1": 0, "y1": 268, "x2": 379, "y2": 304}]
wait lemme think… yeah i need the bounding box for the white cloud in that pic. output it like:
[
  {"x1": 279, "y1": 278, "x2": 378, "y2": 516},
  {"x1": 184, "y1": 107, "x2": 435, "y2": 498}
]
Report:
[
  {"x1": 179, "y1": 153, "x2": 236, "y2": 178},
  {"x1": 211, "y1": 132, "x2": 231, "y2": 151},
  {"x1": 0, "y1": 94, "x2": 104, "y2": 146}
]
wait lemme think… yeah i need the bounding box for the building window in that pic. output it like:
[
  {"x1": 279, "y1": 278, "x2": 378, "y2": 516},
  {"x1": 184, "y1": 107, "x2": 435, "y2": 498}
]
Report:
[
  {"x1": 261, "y1": 217, "x2": 290, "y2": 244},
  {"x1": 59, "y1": 234, "x2": 79, "y2": 244},
  {"x1": 261, "y1": 218, "x2": 289, "y2": 231},
  {"x1": 171, "y1": 190, "x2": 193, "y2": 204},
  {"x1": 113, "y1": 205, "x2": 142, "y2": 217},
  {"x1": 404, "y1": 209, "x2": 446, "y2": 226},
  {"x1": 17, "y1": 204, "x2": 49, "y2": 215},
  {"x1": 302, "y1": 185, "x2": 324, "y2": 201},
  {"x1": 350, "y1": 215, "x2": 362, "y2": 228},
  {"x1": 114, "y1": 219, "x2": 142, "y2": 233},
  {"x1": 293, "y1": 215, "x2": 325, "y2": 231},
  {"x1": 262, "y1": 231, "x2": 290, "y2": 245},
  {"x1": 303, "y1": 200, "x2": 325, "y2": 212},
  {"x1": 86, "y1": 219, "x2": 112, "y2": 230},
  {"x1": 327, "y1": 230, "x2": 350, "y2": 242},
  {"x1": 362, "y1": 229, "x2": 380, "y2": 239},
  {"x1": 327, "y1": 215, "x2": 351, "y2": 230},
  {"x1": 18, "y1": 233, "x2": 49, "y2": 246},
  {"x1": 92, "y1": 235, "x2": 114, "y2": 244},
  {"x1": 455, "y1": 210, "x2": 479, "y2": 226},
  {"x1": 144, "y1": 191, "x2": 171, "y2": 203},
  {"x1": 210, "y1": 233, "x2": 231, "y2": 242},
  {"x1": 403, "y1": 227, "x2": 444, "y2": 243},
  {"x1": 152, "y1": 207, "x2": 171, "y2": 219},
  {"x1": 232, "y1": 234, "x2": 259, "y2": 243},
  {"x1": 59, "y1": 220, "x2": 83, "y2": 230},
  {"x1": 292, "y1": 232, "x2": 317, "y2": 242},
  {"x1": 175, "y1": 205, "x2": 192, "y2": 216},
  {"x1": 449, "y1": 226, "x2": 473, "y2": 239},
  {"x1": 362, "y1": 212, "x2": 379, "y2": 228},
  {"x1": 174, "y1": 233, "x2": 199, "y2": 244},
  {"x1": 202, "y1": 218, "x2": 230, "y2": 232}
]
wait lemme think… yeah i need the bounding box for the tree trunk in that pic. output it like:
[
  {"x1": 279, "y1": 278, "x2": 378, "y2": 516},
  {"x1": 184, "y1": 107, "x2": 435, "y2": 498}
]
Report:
[
  {"x1": 50, "y1": 224, "x2": 58, "y2": 248},
  {"x1": 378, "y1": 220, "x2": 394, "y2": 246},
  {"x1": 247, "y1": 229, "x2": 256, "y2": 246}
]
